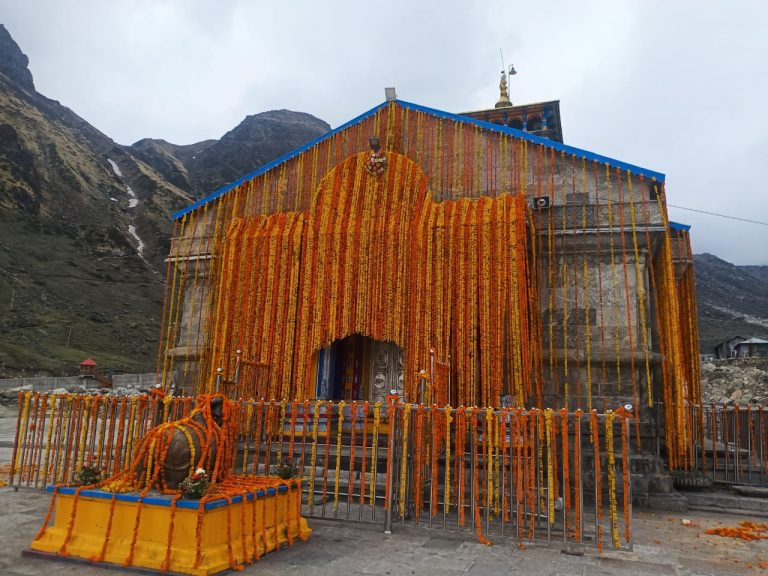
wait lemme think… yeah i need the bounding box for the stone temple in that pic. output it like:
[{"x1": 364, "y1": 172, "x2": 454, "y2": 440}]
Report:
[{"x1": 157, "y1": 72, "x2": 700, "y2": 495}]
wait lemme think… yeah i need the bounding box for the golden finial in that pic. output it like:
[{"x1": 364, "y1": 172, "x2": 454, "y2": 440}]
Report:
[{"x1": 495, "y1": 62, "x2": 516, "y2": 108}]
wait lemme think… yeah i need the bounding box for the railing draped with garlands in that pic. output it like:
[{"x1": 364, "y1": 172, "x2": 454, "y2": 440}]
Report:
[
  {"x1": 677, "y1": 402, "x2": 768, "y2": 487},
  {"x1": 10, "y1": 392, "x2": 633, "y2": 549},
  {"x1": 10, "y1": 392, "x2": 195, "y2": 488}
]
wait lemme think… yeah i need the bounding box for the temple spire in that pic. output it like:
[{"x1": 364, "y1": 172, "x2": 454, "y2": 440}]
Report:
[{"x1": 495, "y1": 64, "x2": 516, "y2": 108}]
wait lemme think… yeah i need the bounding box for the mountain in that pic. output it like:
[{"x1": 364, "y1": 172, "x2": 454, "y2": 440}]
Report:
[
  {"x1": 693, "y1": 253, "x2": 768, "y2": 352},
  {"x1": 130, "y1": 111, "x2": 330, "y2": 198},
  {"x1": 0, "y1": 24, "x2": 195, "y2": 377},
  {"x1": 0, "y1": 24, "x2": 329, "y2": 377}
]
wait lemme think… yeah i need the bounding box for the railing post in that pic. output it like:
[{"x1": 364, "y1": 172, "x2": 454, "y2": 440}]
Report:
[
  {"x1": 626, "y1": 415, "x2": 633, "y2": 548},
  {"x1": 384, "y1": 398, "x2": 398, "y2": 534},
  {"x1": 215, "y1": 367, "x2": 222, "y2": 394}
]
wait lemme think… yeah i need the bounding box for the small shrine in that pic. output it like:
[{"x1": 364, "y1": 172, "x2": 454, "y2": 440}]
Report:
[{"x1": 78, "y1": 358, "x2": 97, "y2": 378}]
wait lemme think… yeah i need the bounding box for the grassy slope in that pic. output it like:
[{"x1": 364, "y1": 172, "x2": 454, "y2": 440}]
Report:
[{"x1": 0, "y1": 211, "x2": 165, "y2": 378}]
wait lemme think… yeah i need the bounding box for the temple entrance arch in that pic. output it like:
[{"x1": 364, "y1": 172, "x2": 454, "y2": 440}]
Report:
[{"x1": 312, "y1": 335, "x2": 404, "y2": 403}]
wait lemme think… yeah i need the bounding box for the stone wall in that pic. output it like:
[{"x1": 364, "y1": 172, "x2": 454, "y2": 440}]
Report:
[{"x1": 0, "y1": 372, "x2": 157, "y2": 391}]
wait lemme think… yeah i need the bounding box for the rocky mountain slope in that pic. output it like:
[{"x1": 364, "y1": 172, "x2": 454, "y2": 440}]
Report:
[
  {"x1": 0, "y1": 24, "x2": 195, "y2": 377},
  {"x1": 130, "y1": 110, "x2": 329, "y2": 198},
  {"x1": 0, "y1": 24, "x2": 328, "y2": 377},
  {"x1": 693, "y1": 253, "x2": 768, "y2": 353}
]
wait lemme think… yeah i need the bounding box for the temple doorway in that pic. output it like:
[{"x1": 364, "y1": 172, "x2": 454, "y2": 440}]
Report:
[{"x1": 313, "y1": 335, "x2": 403, "y2": 403}]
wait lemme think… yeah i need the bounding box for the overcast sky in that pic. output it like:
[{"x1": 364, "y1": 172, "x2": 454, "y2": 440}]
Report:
[{"x1": 2, "y1": 1, "x2": 767, "y2": 265}]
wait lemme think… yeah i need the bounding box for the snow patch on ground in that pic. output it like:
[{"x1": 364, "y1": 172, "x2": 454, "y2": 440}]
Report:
[
  {"x1": 108, "y1": 158, "x2": 145, "y2": 258},
  {"x1": 128, "y1": 225, "x2": 144, "y2": 256},
  {"x1": 107, "y1": 158, "x2": 123, "y2": 177},
  {"x1": 107, "y1": 158, "x2": 138, "y2": 208}
]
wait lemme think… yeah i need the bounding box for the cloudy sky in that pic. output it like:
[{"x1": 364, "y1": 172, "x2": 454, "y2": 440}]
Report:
[{"x1": 2, "y1": 1, "x2": 767, "y2": 264}]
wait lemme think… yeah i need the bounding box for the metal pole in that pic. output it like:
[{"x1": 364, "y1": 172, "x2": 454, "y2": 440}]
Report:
[
  {"x1": 33, "y1": 395, "x2": 49, "y2": 489},
  {"x1": 594, "y1": 419, "x2": 599, "y2": 547},
  {"x1": 755, "y1": 404, "x2": 765, "y2": 486},
  {"x1": 428, "y1": 408, "x2": 434, "y2": 529},
  {"x1": 470, "y1": 413, "x2": 476, "y2": 532},
  {"x1": 711, "y1": 406, "x2": 717, "y2": 482},
  {"x1": 534, "y1": 411, "x2": 540, "y2": 538},
  {"x1": 384, "y1": 406, "x2": 397, "y2": 534},
  {"x1": 626, "y1": 417, "x2": 633, "y2": 549},
  {"x1": 577, "y1": 415, "x2": 583, "y2": 544},
  {"x1": 233, "y1": 350, "x2": 242, "y2": 386},
  {"x1": 485, "y1": 411, "x2": 491, "y2": 539},
  {"x1": 733, "y1": 410, "x2": 738, "y2": 483},
  {"x1": 215, "y1": 367, "x2": 222, "y2": 394},
  {"x1": 748, "y1": 406, "x2": 753, "y2": 485},
  {"x1": 562, "y1": 414, "x2": 567, "y2": 548}
]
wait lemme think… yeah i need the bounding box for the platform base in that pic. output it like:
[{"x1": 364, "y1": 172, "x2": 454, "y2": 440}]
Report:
[{"x1": 30, "y1": 479, "x2": 311, "y2": 576}]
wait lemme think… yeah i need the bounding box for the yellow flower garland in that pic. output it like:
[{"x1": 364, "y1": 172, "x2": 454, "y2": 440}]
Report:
[
  {"x1": 605, "y1": 411, "x2": 619, "y2": 546},
  {"x1": 544, "y1": 409, "x2": 555, "y2": 524}
]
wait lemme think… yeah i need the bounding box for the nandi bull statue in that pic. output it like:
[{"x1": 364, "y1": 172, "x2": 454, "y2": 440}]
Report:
[{"x1": 130, "y1": 393, "x2": 236, "y2": 492}]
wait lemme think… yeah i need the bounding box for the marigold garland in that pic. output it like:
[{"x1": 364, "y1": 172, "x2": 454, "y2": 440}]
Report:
[
  {"x1": 560, "y1": 408, "x2": 570, "y2": 534},
  {"x1": 605, "y1": 411, "x2": 619, "y2": 548},
  {"x1": 544, "y1": 409, "x2": 555, "y2": 524}
]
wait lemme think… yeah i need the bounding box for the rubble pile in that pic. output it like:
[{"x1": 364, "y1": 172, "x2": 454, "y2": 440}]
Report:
[
  {"x1": 700, "y1": 358, "x2": 768, "y2": 405},
  {"x1": 0, "y1": 382, "x2": 151, "y2": 407}
]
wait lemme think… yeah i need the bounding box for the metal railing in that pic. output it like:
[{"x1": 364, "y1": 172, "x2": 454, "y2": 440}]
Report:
[
  {"x1": 9, "y1": 392, "x2": 632, "y2": 549},
  {"x1": 9, "y1": 392, "x2": 194, "y2": 487},
  {"x1": 686, "y1": 403, "x2": 768, "y2": 486}
]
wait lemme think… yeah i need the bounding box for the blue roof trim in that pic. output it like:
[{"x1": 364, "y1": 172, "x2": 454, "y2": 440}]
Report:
[
  {"x1": 47, "y1": 483, "x2": 290, "y2": 510},
  {"x1": 174, "y1": 98, "x2": 666, "y2": 220},
  {"x1": 396, "y1": 100, "x2": 666, "y2": 183},
  {"x1": 173, "y1": 101, "x2": 390, "y2": 219},
  {"x1": 668, "y1": 221, "x2": 691, "y2": 232}
]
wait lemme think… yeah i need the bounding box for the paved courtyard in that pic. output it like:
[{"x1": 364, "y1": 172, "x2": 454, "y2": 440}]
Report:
[{"x1": 0, "y1": 485, "x2": 766, "y2": 576}]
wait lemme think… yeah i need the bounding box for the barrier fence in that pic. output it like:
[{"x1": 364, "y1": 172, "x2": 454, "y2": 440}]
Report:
[
  {"x1": 684, "y1": 403, "x2": 768, "y2": 485},
  {"x1": 10, "y1": 392, "x2": 632, "y2": 550}
]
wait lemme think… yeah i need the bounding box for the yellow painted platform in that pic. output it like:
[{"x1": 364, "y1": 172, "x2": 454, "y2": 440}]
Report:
[{"x1": 31, "y1": 478, "x2": 311, "y2": 575}]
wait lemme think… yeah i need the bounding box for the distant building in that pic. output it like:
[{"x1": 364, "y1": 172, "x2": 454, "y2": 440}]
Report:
[
  {"x1": 713, "y1": 336, "x2": 746, "y2": 359},
  {"x1": 734, "y1": 338, "x2": 768, "y2": 358},
  {"x1": 79, "y1": 358, "x2": 97, "y2": 378}
]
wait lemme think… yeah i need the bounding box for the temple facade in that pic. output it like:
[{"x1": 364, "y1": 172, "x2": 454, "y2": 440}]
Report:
[{"x1": 158, "y1": 76, "x2": 700, "y2": 470}]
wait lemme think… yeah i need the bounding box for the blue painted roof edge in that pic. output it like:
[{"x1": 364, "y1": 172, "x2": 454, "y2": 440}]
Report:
[
  {"x1": 396, "y1": 100, "x2": 666, "y2": 183},
  {"x1": 668, "y1": 221, "x2": 691, "y2": 232},
  {"x1": 174, "y1": 98, "x2": 666, "y2": 220},
  {"x1": 172, "y1": 101, "x2": 390, "y2": 219}
]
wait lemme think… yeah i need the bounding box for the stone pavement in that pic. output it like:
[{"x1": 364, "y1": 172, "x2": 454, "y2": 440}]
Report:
[{"x1": 1, "y1": 486, "x2": 767, "y2": 576}]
